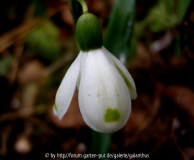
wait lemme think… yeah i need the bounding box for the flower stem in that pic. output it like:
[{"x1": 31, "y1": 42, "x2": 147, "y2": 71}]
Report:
[{"x1": 77, "y1": 0, "x2": 88, "y2": 14}]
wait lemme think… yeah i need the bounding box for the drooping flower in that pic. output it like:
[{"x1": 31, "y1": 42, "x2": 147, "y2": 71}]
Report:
[{"x1": 53, "y1": 13, "x2": 137, "y2": 133}]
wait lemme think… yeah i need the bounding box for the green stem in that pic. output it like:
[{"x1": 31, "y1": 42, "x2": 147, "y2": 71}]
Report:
[{"x1": 77, "y1": 0, "x2": 88, "y2": 14}]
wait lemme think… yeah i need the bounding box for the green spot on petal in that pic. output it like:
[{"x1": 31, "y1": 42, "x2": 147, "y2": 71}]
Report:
[
  {"x1": 116, "y1": 64, "x2": 134, "y2": 91},
  {"x1": 104, "y1": 108, "x2": 120, "y2": 123},
  {"x1": 54, "y1": 103, "x2": 58, "y2": 112}
]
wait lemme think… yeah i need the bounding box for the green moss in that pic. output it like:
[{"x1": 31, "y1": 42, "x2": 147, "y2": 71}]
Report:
[{"x1": 104, "y1": 108, "x2": 120, "y2": 123}]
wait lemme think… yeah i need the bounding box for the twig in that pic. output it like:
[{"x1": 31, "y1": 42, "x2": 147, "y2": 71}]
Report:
[
  {"x1": 8, "y1": 41, "x2": 24, "y2": 84},
  {"x1": 0, "y1": 105, "x2": 47, "y2": 122},
  {"x1": 0, "y1": 18, "x2": 41, "y2": 53},
  {"x1": 1, "y1": 124, "x2": 13, "y2": 155}
]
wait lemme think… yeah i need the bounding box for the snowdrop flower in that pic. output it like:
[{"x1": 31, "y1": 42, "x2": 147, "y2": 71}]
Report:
[{"x1": 53, "y1": 13, "x2": 137, "y2": 133}]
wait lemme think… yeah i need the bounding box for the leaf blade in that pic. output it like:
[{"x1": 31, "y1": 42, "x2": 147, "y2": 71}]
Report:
[{"x1": 104, "y1": 0, "x2": 136, "y2": 65}]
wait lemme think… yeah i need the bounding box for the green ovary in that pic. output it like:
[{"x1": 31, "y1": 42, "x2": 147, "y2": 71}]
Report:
[{"x1": 104, "y1": 108, "x2": 120, "y2": 123}]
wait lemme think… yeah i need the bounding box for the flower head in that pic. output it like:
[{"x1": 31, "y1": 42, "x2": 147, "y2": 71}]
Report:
[
  {"x1": 54, "y1": 46, "x2": 136, "y2": 133},
  {"x1": 53, "y1": 12, "x2": 137, "y2": 133}
]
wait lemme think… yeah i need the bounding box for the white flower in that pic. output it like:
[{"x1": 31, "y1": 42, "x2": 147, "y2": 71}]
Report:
[{"x1": 53, "y1": 46, "x2": 137, "y2": 133}]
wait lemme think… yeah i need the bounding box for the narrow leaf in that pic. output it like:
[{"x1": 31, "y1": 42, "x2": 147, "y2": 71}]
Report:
[
  {"x1": 141, "y1": 0, "x2": 192, "y2": 32},
  {"x1": 104, "y1": 0, "x2": 136, "y2": 65},
  {"x1": 31, "y1": 0, "x2": 46, "y2": 17},
  {"x1": 176, "y1": 0, "x2": 192, "y2": 22}
]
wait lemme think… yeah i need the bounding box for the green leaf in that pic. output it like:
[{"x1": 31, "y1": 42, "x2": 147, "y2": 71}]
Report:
[
  {"x1": 104, "y1": 0, "x2": 136, "y2": 65},
  {"x1": 31, "y1": 0, "x2": 46, "y2": 17},
  {"x1": 141, "y1": 0, "x2": 191, "y2": 32},
  {"x1": 174, "y1": 34, "x2": 182, "y2": 57},
  {"x1": 67, "y1": 0, "x2": 83, "y2": 25},
  {"x1": 168, "y1": 34, "x2": 182, "y2": 57},
  {"x1": 26, "y1": 20, "x2": 62, "y2": 63},
  {"x1": 176, "y1": 0, "x2": 191, "y2": 22},
  {"x1": 0, "y1": 56, "x2": 13, "y2": 76}
]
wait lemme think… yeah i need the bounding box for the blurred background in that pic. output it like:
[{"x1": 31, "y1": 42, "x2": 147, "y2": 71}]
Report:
[{"x1": 0, "y1": 0, "x2": 194, "y2": 159}]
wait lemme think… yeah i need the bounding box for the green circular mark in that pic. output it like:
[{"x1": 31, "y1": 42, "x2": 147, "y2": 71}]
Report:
[{"x1": 104, "y1": 108, "x2": 120, "y2": 123}]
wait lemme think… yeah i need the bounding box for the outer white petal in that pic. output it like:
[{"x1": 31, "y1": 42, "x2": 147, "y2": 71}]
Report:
[
  {"x1": 102, "y1": 46, "x2": 137, "y2": 99},
  {"x1": 76, "y1": 50, "x2": 88, "y2": 89},
  {"x1": 78, "y1": 48, "x2": 131, "y2": 133},
  {"x1": 54, "y1": 52, "x2": 82, "y2": 120}
]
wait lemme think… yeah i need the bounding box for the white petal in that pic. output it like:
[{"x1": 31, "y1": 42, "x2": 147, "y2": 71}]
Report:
[
  {"x1": 78, "y1": 48, "x2": 131, "y2": 133},
  {"x1": 54, "y1": 52, "x2": 82, "y2": 120},
  {"x1": 76, "y1": 51, "x2": 88, "y2": 89},
  {"x1": 102, "y1": 46, "x2": 137, "y2": 99}
]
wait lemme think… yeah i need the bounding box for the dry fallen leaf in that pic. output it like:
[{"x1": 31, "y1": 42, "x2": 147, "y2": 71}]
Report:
[
  {"x1": 165, "y1": 85, "x2": 194, "y2": 118},
  {"x1": 18, "y1": 60, "x2": 44, "y2": 84}
]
